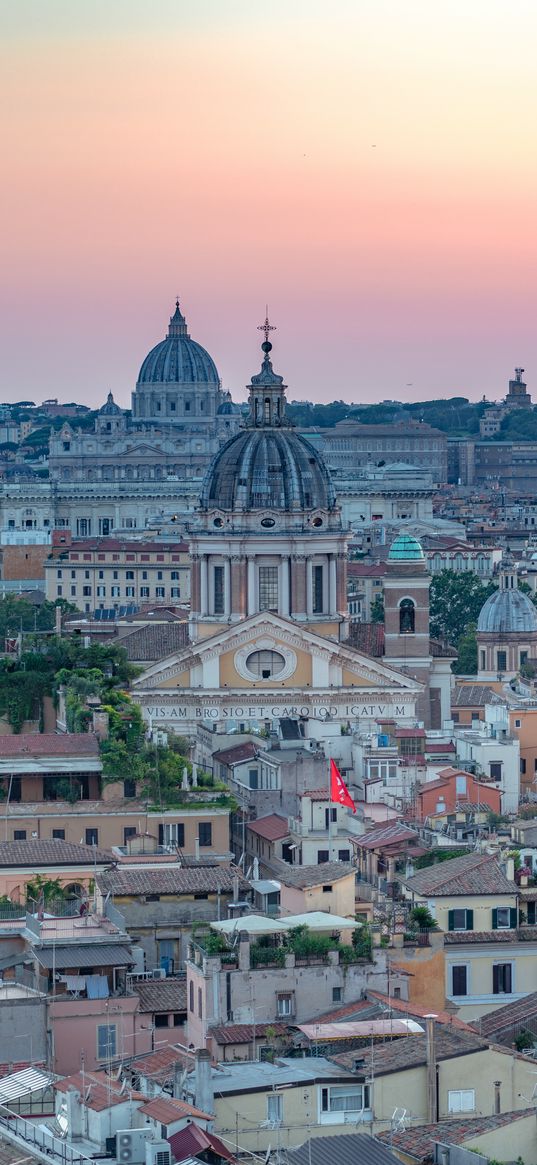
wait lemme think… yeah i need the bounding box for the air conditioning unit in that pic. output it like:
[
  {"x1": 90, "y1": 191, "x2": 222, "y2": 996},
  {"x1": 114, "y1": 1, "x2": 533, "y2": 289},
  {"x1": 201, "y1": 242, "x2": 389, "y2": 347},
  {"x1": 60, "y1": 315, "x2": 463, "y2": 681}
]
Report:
[
  {"x1": 145, "y1": 1142, "x2": 172, "y2": 1165},
  {"x1": 116, "y1": 1131, "x2": 151, "y2": 1165},
  {"x1": 152, "y1": 968, "x2": 166, "y2": 980}
]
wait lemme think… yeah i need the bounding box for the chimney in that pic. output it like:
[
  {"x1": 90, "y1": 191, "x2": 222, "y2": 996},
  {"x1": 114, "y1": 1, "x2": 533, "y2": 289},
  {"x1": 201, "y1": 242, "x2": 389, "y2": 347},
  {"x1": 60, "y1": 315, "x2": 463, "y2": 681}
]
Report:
[
  {"x1": 65, "y1": 1088, "x2": 83, "y2": 1141},
  {"x1": 194, "y1": 1049, "x2": 214, "y2": 1124},
  {"x1": 425, "y1": 1014, "x2": 437, "y2": 1124},
  {"x1": 173, "y1": 1061, "x2": 184, "y2": 1100},
  {"x1": 195, "y1": 837, "x2": 200, "y2": 861},
  {"x1": 238, "y1": 929, "x2": 250, "y2": 971},
  {"x1": 494, "y1": 1080, "x2": 501, "y2": 1114}
]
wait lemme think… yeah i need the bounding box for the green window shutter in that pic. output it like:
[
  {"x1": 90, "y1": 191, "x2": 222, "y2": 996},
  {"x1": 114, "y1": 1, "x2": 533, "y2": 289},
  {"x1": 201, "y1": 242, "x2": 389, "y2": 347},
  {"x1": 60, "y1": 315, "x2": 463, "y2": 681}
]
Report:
[
  {"x1": 510, "y1": 907, "x2": 518, "y2": 928},
  {"x1": 448, "y1": 910, "x2": 455, "y2": 931},
  {"x1": 492, "y1": 908, "x2": 498, "y2": 930},
  {"x1": 466, "y1": 909, "x2": 474, "y2": 931}
]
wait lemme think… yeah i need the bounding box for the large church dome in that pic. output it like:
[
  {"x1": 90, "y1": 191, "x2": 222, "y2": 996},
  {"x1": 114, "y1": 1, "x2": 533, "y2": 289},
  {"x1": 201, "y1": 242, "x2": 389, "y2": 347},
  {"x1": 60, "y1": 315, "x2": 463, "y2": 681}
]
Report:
[
  {"x1": 201, "y1": 428, "x2": 335, "y2": 512},
  {"x1": 200, "y1": 333, "x2": 336, "y2": 514},
  {"x1": 137, "y1": 302, "x2": 220, "y2": 386},
  {"x1": 477, "y1": 587, "x2": 537, "y2": 634}
]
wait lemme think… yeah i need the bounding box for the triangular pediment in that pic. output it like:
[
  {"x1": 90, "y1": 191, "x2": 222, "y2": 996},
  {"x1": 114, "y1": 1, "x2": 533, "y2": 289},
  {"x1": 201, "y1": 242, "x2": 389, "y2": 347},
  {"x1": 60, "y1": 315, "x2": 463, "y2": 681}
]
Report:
[{"x1": 133, "y1": 612, "x2": 421, "y2": 694}]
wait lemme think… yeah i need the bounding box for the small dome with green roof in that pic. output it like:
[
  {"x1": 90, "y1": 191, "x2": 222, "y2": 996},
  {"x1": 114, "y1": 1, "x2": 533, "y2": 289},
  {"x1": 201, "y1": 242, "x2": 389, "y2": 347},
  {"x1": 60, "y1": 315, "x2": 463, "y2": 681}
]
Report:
[{"x1": 388, "y1": 532, "x2": 425, "y2": 561}]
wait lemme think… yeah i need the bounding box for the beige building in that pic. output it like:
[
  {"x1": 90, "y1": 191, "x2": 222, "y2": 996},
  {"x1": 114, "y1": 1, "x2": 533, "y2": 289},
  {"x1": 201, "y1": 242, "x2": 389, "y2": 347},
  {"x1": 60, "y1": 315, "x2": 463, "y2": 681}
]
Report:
[{"x1": 45, "y1": 531, "x2": 190, "y2": 614}]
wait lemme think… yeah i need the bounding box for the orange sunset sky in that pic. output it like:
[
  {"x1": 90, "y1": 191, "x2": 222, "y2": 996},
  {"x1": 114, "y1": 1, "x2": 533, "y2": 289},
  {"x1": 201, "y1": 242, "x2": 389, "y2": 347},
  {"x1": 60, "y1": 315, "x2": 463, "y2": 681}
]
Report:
[{"x1": 2, "y1": 0, "x2": 537, "y2": 406}]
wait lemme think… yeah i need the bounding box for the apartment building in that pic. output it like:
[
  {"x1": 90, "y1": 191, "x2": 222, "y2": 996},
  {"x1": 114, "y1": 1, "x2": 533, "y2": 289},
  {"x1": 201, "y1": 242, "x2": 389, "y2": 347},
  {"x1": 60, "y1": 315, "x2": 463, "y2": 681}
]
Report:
[{"x1": 44, "y1": 531, "x2": 190, "y2": 614}]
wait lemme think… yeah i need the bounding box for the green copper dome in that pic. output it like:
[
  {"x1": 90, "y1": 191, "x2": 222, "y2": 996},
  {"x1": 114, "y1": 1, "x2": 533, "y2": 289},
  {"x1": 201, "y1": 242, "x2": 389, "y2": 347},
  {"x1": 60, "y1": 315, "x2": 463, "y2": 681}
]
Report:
[{"x1": 388, "y1": 533, "x2": 425, "y2": 561}]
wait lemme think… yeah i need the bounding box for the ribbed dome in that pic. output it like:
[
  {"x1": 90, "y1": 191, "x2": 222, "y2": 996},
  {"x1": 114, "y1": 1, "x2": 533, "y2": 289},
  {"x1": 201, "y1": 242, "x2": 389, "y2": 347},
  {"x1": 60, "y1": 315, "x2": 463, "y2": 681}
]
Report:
[
  {"x1": 217, "y1": 397, "x2": 241, "y2": 416},
  {"x1": 477, "y1": 588, "x2": 537, "y2": 634},
  {"x1": 201, "y1": 428, "x2": 336, "y2": 512},
  {"x1": 137, "y1": 302, "x2": 220, "y2": 386},
  {"x1": 388, "y1": 533, "x2": 425, "y2": 561},
  {"x1": 99, "y1": 391, "x2": 122, "y2": 416}
]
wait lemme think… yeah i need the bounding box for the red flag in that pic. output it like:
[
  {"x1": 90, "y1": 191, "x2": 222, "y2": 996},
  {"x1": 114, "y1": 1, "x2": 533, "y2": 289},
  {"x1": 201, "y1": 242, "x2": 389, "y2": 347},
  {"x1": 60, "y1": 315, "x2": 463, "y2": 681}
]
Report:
[{"x1": 330, "y1": 759, "x2": 356, "y2": 813}]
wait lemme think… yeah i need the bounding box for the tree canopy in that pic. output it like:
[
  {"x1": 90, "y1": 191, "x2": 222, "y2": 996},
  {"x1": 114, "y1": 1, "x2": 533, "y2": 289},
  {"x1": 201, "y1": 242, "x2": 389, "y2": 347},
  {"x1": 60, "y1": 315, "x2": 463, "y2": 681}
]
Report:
[{"x1": 429, "y1": 571, "x2": 497, "y2": 645}]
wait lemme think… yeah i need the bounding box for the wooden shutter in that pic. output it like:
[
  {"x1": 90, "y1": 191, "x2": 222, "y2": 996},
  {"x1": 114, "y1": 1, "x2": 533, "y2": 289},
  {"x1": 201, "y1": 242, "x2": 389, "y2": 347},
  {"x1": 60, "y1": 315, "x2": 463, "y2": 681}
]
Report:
[
  {"x1": 491, "y1": 908, "x2": 498, "y2": 929},
  {"x1": 510, "y1": 908, "x2": 518, "y2": 928},
  {"x1": 466, "y1": 909, "x2": 474, "y2": 930},
  {"x1": 448, "y1": 910, "x2": 455, "y2": 931}
]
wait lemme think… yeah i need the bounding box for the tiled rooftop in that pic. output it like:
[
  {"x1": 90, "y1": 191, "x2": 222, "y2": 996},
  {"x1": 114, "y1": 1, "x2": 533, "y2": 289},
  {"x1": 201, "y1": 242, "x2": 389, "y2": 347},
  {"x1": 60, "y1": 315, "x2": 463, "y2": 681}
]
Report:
[
  {"x1": 247, "y1": 813, "x2": 290, "y2": 841},
  {"x1": 97, "y1": 864, "x2": 249, "y2": 896},
  {"x1": 331, "y1": 1023, "x2": 487, "y2": 1076},
  {"x1": 135, "y1": 980, "x2": 187, "y2": 1014},
  {"x1": 270, "y1": 859, "x2": 355, "y2": 888},
  {"x1": 403, "y1": 852, "x2": 514, "y2": 897},
  {"x1": 0, "y1": 733, "x2": 99, "y2": 756},
  {"x1": 208, "y1": 1022, "x2": 289, "y2": 1045},
  {"x1": 0, "y1": 838, "x2": 112, "y2": 866},
  {"x1": 377, "y1": 1108, "x2": 535, "y2": 1162}
]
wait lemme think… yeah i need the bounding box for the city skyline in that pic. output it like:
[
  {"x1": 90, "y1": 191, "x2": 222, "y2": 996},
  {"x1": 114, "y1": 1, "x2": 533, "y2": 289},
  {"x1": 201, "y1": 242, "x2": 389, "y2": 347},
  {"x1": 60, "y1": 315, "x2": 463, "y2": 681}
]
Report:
[{"x1": 2, "y1": 0, "x2": 537, "y2": 406}]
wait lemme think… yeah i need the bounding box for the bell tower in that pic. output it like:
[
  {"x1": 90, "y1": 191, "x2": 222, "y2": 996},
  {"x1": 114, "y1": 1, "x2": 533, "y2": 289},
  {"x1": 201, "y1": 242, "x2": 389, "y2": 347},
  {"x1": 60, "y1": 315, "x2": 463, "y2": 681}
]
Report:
[{"x1": 383, "y1": 533, "x2": 433, "y2": 725}]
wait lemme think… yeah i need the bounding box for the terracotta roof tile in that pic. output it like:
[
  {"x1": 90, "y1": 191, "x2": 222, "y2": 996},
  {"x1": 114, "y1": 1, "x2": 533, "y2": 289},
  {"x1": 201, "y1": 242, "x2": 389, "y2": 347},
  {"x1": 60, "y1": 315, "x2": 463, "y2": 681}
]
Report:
[
  {"x1": 332, "y1": 1024, "x2": 487, "y2": 1076},
  {"x1": 377, "y1": 1108, "x2": 535, "y2": 1162},
  {"x1": 168, "y1": 1125, "x2": 237, "y2": 1164},
  {"x1": 139, "y1": 1097, "x2": 210, "y2": 1123},
  {"x1": 212, "y1": 742, "x2": 260, "y2": 765},
  {"x1": 247, "y1": 814, "x2": 290, "y2": 841},
  {"x1": 119, "y1": 623, "x2": 188, "y2": 661},
  {"x1": 0, "y1": 838, "x2": 112, "y2": 867},
  {"x1": 135, "y1": 980, "x2": 187, "y2": 1013},
  {"x1": 208, "y1": 1022, "x2": 289, "y2": 1045},
  {"x1": 269, "y1": 859, "x2": 355, "y2": 888},
  {"x1": 98, "y1": 865, "x2": 249, "y2": 896},
  {"x1": 403, "y1": 853, "x2": 514, "y2": 897},
  {"x1": 0, "y1": 733, "x2": 99, "y2": 757}
]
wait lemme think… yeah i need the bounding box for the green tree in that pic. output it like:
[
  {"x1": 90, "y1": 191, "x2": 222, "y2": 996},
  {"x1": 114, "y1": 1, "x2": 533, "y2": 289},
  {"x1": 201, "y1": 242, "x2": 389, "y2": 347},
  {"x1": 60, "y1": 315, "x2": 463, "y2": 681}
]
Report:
[
  {"x1": 429, "y1": 571, "x2": 497, "y2": 644},
  {"x1": 370, "y1": 594, "x2": 385, "y2": 623},
  {"x1": 452, "y1": 621, "x2": 478, "y2": 675}
]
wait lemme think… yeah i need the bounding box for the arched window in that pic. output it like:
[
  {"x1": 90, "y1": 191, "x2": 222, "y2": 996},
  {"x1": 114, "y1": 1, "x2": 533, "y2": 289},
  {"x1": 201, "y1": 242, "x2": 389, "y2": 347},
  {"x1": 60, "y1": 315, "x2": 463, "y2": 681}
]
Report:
[
  {"x1": 246, "y1": 650, "x2": 285, "y2": 679},
  {"x1": 399, "y1": 598, "x2": 415, "y2": 634}
]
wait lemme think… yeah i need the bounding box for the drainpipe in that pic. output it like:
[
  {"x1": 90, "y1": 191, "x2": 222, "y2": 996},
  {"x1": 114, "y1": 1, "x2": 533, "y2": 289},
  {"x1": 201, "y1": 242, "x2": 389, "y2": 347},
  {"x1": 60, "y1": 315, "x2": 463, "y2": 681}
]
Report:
[{"x1": 425, "y1": 1014, "x2": 438, "y2": 1124}]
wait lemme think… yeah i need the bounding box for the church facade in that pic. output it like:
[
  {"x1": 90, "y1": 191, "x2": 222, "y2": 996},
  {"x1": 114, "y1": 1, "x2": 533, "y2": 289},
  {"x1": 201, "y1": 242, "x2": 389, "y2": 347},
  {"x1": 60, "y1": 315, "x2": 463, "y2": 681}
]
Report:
[{"x1": 132, "y1": 327, "x2": 423, "y2": 748}]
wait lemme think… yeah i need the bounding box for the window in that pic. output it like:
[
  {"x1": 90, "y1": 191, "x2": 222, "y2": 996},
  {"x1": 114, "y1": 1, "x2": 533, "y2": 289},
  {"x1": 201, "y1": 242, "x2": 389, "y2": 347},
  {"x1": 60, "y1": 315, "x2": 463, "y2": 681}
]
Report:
[
  {"x1": 332, "y1": 987, "x2": 342, "y2": 1002},
  {"x1": 199, "y1": 822, "x2": 212, "y2": 847},
  {"x1": 157, "y1": 571, "x2": 163, "y2": 581},
  {"x1": 97, "y1": 1024, "x2": 116, "y2": 1059},
  {"x1": 13, "y1": 830, "x2": 26, "y2": 840},
  {"x1": 490, "y1": 762, "x2": 502, "y2": 782},
  {"x1": 189, "y1": 981, "x2": 194, "y2": 1011},
  {"x1": 159, "y1": 823, "x2": 185, "y2": 847},
  {"x1": 317, "y1": 850, "x2": 329, "y2": 864},
  {"x1": 171, "y1": 588, "x2": 180, "y2": 598},
  {"x1": 451, "y1": 965, "x2": 468, "y2": 996},
  {"x1": 313, "y1": 564, "x2": 324, "y2": 613},
  {"x1": 155, "y1": 587, "x2": 165, "y2": 598},
  {"x1": 248, "y1": 768, "x2": 259, "y2": 790},
  {"x1": 497, "y1": 650, "x2": 507, "y2": 672},
  {"x1": 515, "y1": 718, "x2": 521, "y2": 728},
  {"x1": 96, "y1": 585, "x2": 106, "y2": 598},
  {"x1": 322, "y1": 884, "x2": 333, "y2": 894},
  {"x1": 480, "y1": 650, "x2": 486, "y2": 670},
  {"x1": 455, "y1": 775, "x2": 467, "y2": 796},
  {"x1": 277, "y1": 993, "x2": 294, "y2": 1017},
  {"x1": 57, "y1": 585, "x2": 63, "y2": 596},
  {"x1": 98, "y1": 570, "x2": 104, "y2": 580},
  {"x1": 111, "y1": 586, "x2": 120, "y2": 598},
  {"x1": 492, "y1": 907, "x2": 516, "y2": 929},
  {"x1": 52, "y1": 829, "x2": 65, "y2": 840},
  {"x1": 173, "y1": 1013, "x2": 183, "y2": 1027},
  {"x1": 246, "y1": 650, "x2": 285, "y2": 679},
  {"x1": 521, "y1": 651, "x2": 529, "y2": 666},
  {"x1": 448, "y1": 1089, "x2": 475, "y2": 1114},
  {"x1": 126, "y1": 570, "x2": 134, "y2": 580},
  {"x1": 321, "y1": 1084, "x2": 370, "y2": 1114},
  {"x1": 267, "y1": 1093, "x2": 282, "y2": 1124},
  {"x1": 154, "y1": 1014, "x2": 169, "y2": 1029},
  {"x1": 124, "y1": 779, "x2": 136, "y2": 798},
  {"x1": 124, "y1": 827, "x2": 136, "y2": 845},
  {"x1": 521, "y1": 759, "x2": 527, "y2": 774},
  {"x1": 171, "y1": 571, "x2": 179, "y2": 581},
  {"x1": 259, "y1": 565, "x2": 278, "y2": 611},
  {"x1": 213, "y1": 565, "x2": 224, "y2": 615},
  {"x1": 126, "y1": 586, "x2": 135, "y2": 598},
  {"x1": 493, "y1": 963, "x2": 513, "y2": 994},
  {"x1": 399, "y1": 597, "x2": 415, "y2": 634},
  {"x1": 141, "y1": 586, "x2": 149, "y2": 598},
  {"x1": 85, "y1": 828, "x2": 98, "y2": 846},
  {"x1": 324, "y1": 807, "x2": 337, "y2": 828},
  {"x1": 197, "y1": 987, "x2": 202, "y2": 1018},
  {"x1": 449, "y1": 908, "x2": 473, "y2": 932},
  {"x1": 83, "y1": 586, "x2": 91, "y2": 597},
  {"x1": 338, "y1": 849, "x2": 350, "y2": 861}
]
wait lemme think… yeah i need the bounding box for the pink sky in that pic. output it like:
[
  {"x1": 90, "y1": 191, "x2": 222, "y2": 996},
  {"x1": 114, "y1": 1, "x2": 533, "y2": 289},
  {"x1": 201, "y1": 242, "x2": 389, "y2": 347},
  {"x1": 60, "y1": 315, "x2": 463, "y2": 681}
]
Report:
[{"x1": 2, "y1": 0, "x2": 537, "y2": 407}]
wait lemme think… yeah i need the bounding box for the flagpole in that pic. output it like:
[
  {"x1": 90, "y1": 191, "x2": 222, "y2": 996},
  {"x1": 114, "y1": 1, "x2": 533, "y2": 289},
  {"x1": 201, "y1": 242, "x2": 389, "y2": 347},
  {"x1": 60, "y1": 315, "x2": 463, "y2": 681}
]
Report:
[{"x1": 328, "y1": 755, "x2": 333, "y2": 862}]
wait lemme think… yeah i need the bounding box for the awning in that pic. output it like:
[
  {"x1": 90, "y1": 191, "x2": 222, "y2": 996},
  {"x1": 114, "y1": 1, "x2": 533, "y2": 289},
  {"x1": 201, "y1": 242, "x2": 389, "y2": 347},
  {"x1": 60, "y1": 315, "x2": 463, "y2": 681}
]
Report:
[{"x1": 35, "y1": 944, "x2": 134, "y2": 969}]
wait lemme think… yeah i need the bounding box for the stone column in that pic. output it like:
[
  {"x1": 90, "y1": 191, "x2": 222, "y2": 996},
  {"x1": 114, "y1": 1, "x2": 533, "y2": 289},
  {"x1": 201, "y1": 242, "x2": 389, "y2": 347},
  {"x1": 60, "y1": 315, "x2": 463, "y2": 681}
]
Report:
[
  {"x1": 224, "y1": 560, "x2": 231, "y2": 617},
  {"x1": 279, "y1": 558, "x2": 290, "y2": 616},
  {"x1": 329, "y1": 555, "x2": 337, "y2": 615},
  {"x1": 336, "y1": 554, "x2": 348, "y2": 613},
  {"x1": 247, "y1": 558, "x2": 256, "y2": 616},
  {"x1": 191, "y1": 555, "x2": 200, "y2": 614},
  {"x1": 306, "y1": 558, "x2": 313, "y2": 617},
  {"x1": 291, "y1": 556, "x2": 306, "y2": 617},
  {"x1": 231, "y1": 556, "x2": 245, "y2": 616},
  {"x1": 200, "y1": 556, "x2": 208, "y2": 616}
]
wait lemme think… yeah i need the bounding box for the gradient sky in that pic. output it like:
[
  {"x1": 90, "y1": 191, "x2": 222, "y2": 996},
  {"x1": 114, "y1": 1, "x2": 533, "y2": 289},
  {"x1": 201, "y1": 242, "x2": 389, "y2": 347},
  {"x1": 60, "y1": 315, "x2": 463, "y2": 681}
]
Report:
[{"x1": 2, "y1": 0, "x2": 537, "y2": 407}]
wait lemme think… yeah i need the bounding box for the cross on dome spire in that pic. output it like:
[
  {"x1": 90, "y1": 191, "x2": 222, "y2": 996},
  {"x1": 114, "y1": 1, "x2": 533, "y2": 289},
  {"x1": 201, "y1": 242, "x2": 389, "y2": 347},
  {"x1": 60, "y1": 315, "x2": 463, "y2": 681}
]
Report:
[{"x1": 257, "y1": 308, "x2": 276, "y2": 352}]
